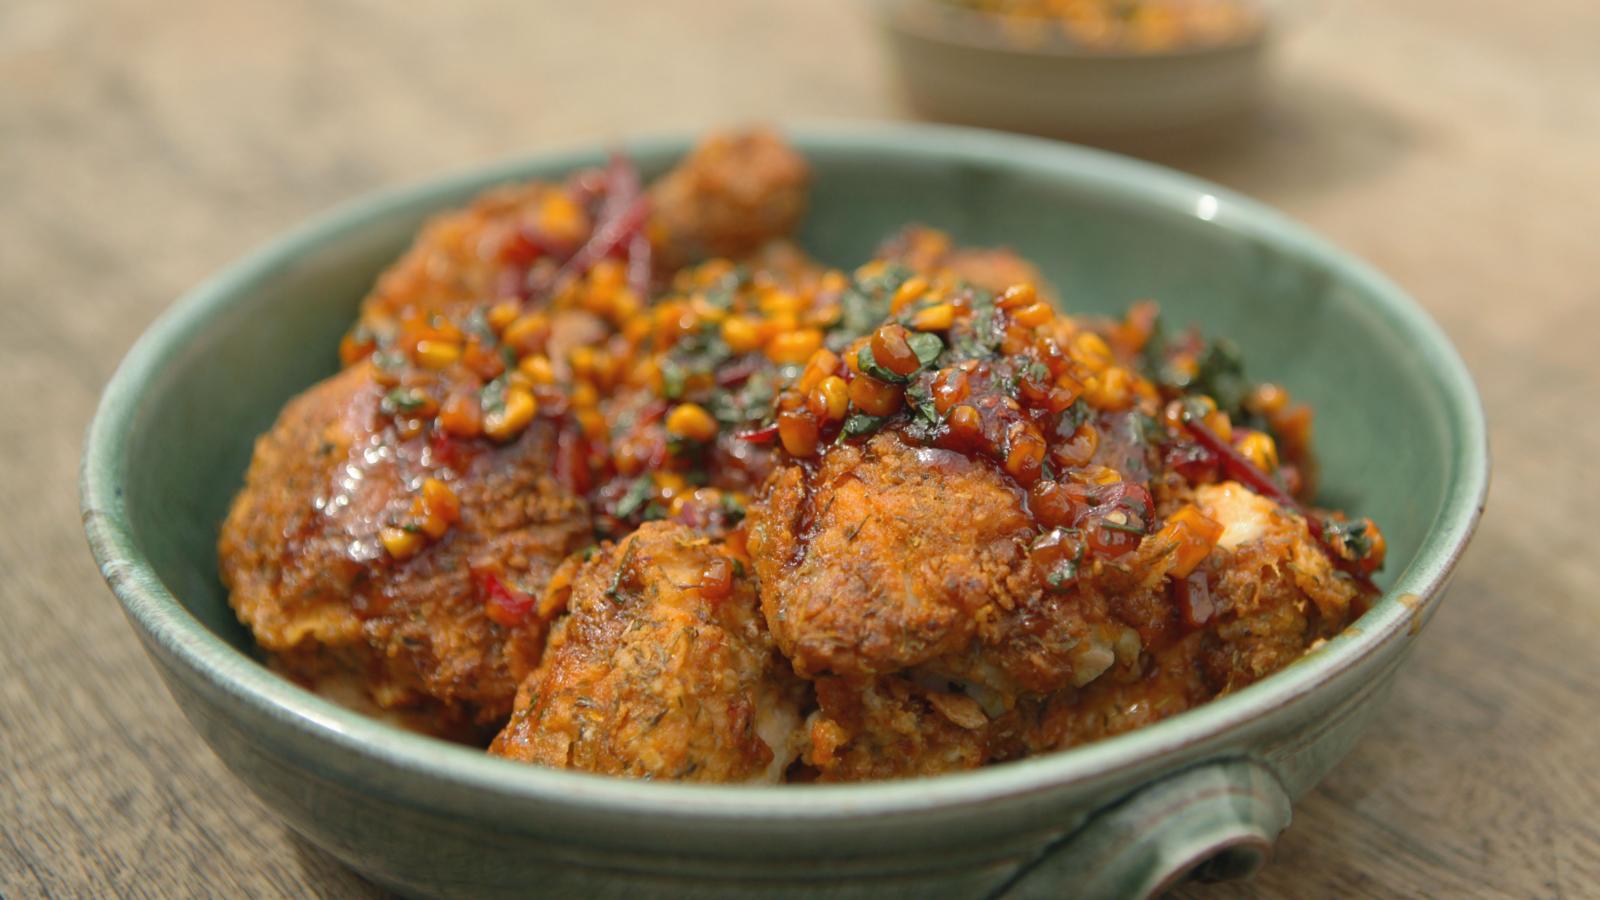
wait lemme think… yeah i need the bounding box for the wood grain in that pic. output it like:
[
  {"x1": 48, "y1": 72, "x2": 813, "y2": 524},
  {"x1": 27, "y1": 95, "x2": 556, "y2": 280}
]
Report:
[{"x1": 2, "y1": 0, "x2": 1597, "y2": 896}]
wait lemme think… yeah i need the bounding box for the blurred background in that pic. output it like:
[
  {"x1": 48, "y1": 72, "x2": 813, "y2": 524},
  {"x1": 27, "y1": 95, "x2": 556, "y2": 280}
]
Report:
[{"x1": 3, "y1": 0, "x2": 1597, "y2": 896}]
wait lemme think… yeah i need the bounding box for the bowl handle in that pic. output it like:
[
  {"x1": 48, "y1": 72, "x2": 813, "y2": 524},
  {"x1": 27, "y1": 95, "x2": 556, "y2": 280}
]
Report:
[{"x1": 1001, "y1": 758, "x2": 1292, "y2": 899}]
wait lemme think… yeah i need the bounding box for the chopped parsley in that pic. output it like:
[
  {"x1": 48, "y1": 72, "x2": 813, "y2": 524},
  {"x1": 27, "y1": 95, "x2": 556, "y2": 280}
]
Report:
[
  {"x1": 856, "y1": 345, "x2": 910, "y2": 385},
  {"x1": 382, "y1": 387, "x2": 428, "y2": 414},
  {"x1": 841, "y1": 413, "x2": 889, "y2": 438},
  {"x1": 612, "y1": 475, "x2": 655, "y2": 521}
]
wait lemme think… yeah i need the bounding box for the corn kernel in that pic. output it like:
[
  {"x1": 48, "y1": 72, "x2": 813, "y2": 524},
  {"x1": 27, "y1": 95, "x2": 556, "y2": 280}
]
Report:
[
  {"x1": 486, "y1": 299, "x2": 521, "y2": 333},
  {"x1": 577, "y1": 408, "x2": 607, "y2": 442},
  {"x1": 1004, "y1": 424, "x2": 1047, "y2": 484},
  {"x1": 1249, "y1": 383, "x2": 1291, "y2": 415},
  {"x1": 538, "y1": 192, "x2": 587, "y2": 243},
  {"x1": 414, "y1": 338, "x2": 462, "y2": 370},
  {"x1": 1084, "y1": 366, "x2": 1135, "y2": 411},
  {"x1": 947, "y1": 404, "x2": 983, "y2": 442},
  {"x1": 610, "y1": 288, "x2": 643, "y2": 324},
  {"x1": 517, "y1": 354, "x2": 556, "y2": 385},
  {"x1": 1236, "y1": 431, "x2": 1279, "y2": 471},
  {"x1": 1011, "y1": 302, "x2": 1055, "y2": 328},
  {"x1": 1206, "y1": 411, "x2": 1233, "y2": 443},
  {"x1": 502, "y1": 313, "x2": 550, "y2": 354},
  {"x1": 910, "y1": 303, "x2": 956, "y2": 332},
  {"x1": 484, "y1": 387, "x2": 536, "y2": 442},
  {"x1": 569, "y1": 347, "x2": 598, "y2": 381},
  {"x1": 777, "y1": 410, "x2": 820, "y2": 457},
  {"x1": 438, "y1": 393, "x2": 482, "y2": 438},
  {"x1": 689, "y1": 294, "x2": 727, "y2": 324},
  {"x1": 665, "y1": 403, "x2": 719, "y2": 443},
  {"x1": 806, "y1": 304, "x2": 842, "y2": 329},
  {"x1": 571, "y1": 381, "x2": 599, "y2": 410},
  {"x1": 380, "y1": 526, "x2": 424, "y2": 560},
  {"x1": 759, "y1": 289, "x2": 803, "y2": 319},
  {"x1": 810, "y1": 376, "x2": 850, "y2": 422},
  {"x1": 721, "y1": 315, "x2": 764, "y2": 354},
  {"x1": 421, "y1": 478, "x2": 461, "y2": 524},
  {"x1": 766, "y1": 328, "x2": 824, "y2": 365},
  {"x1": 997, "y1": 283, "x2": 1037, "y2": 311},
  {"x1": 849, "y1": 374, "x2": 903, "y2": 417},
  {"x1": 890, "y1": 276, "x2": 929, "y2": 314},
  {"x1": 1071, "y1": 332, "x2": 1115, "y2": 373},
  {"x1": 653, "y1": 471, "x2": 689, "y2": 497},
  {"x1": 798, "y1": 348, "x2": 840, "y2": 394}
]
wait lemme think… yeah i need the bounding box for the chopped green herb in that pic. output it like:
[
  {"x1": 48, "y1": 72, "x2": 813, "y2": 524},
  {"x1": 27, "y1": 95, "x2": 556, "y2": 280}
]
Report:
[
  {"x1": 465, "y1": 306, "x2": 497, "y2": 343},
  {"x1": 604, "y1": 538, "x2": 639, "y2": 604},
  {"x1": 613, "y1": 476, "x2": 655, "y2": 520},
  {"x1": 382, "y1": 387, "x2": 428, "y2": 414},
  {"x1": 1324, "y1": 517, "x2": 1375, "y2": 560},
  {"x1": 659, "y1": 361, "x2": 688, "y2": 400},
  {"x1": 908, "y1": 331, "x2": 944, "y2": 367},
  {"x1": 856, "y1": 345, "x2": 910, "y2": 385},
  {"x1": 1193, "y1": 339, "x2": 1250, "y2": 417},
  {"x1": 720, "y1": 492, "x2": 748, "y2": 523},
  {"x1": 374, "y1": 349, "x2": 408, "y2": 371},
  {"x1": 479, "y1": 375, "x2": 508, "y2": 415},
  {"x1": 841, "y1": 413, "x2": 888, "y2": 438}
]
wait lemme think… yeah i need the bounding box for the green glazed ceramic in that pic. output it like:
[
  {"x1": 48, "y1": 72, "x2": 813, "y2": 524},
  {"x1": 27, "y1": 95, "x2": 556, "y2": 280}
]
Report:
[
  {"x1": 81, "y1": 124, "x2": 1487, "y2": 899},
  {"x1": 873, "y1": 0, "x2": 1271, "y2": 139}
]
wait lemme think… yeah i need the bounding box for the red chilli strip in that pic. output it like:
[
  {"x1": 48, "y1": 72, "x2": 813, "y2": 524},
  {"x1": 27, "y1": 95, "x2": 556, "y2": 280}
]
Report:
[
  {"x1": 715, "y1": 355, "x2": 765, "y2": 389},
  {"x1": 1182, "y1": 416, "x2": 1298, "y2": 509},
  {"x1": 542, "y1": 195, "x2": 650, "y2": 297},
  {"x1": 626, "y1": 231, "x2": 653, "y2": 300},
  {"x1": 534, "y1": 151, "x2": 649, "y2": 298},
  {"x1": 736, "y1": 422, "x2": 780, "y2": 445},
  {"x1": 478, "y1": 571, "x2": 535, "y2": 628}
]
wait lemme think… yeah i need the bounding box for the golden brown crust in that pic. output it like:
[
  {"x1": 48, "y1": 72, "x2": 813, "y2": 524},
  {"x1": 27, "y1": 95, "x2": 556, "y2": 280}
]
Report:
[
  {"x1": 648, "y1": 128, "x2": 810, "y2": 270},
  {"x1": 218, "y1": 360, "x2": 590, "y2": 733},
  {"x1": 354, "y1": 181, "x2": 585, "y2": 344},
  {"x1": 747, "y1": 431, "x2": 1037, "y2": 679},
  {"x1": 489, "y1": 522, "x2": 806, "y2": 782}
]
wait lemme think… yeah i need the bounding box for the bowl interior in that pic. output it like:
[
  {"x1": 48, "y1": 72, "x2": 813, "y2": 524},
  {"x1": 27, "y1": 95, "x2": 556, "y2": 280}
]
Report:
[{"x1": 101, "y1": 129, "x2": 1481, "y2": 740}]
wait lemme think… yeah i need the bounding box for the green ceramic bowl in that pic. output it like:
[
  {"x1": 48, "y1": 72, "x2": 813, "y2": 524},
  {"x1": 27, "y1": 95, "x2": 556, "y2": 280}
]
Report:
[{"x1": 81, "y1": 125, "x2": 1487, "y2": 898}]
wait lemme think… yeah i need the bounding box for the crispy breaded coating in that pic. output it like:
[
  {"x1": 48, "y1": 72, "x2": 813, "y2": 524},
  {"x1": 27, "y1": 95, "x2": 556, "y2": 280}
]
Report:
[
  {"x1": 353, "y1": 181, "x2": 590, "y2": 347},
  {"x1": 218, "y1": 360, "x2": 590, "y2": 735},
  {"x1": 490, "y1": 523, "x2": 807, "y2": 782},
  {"x1": 648, "y1": 129, "x2": 810, "y2": 270},
  {"x1": 747, "y1": 431, "x2": 1037, "y2": 678}
]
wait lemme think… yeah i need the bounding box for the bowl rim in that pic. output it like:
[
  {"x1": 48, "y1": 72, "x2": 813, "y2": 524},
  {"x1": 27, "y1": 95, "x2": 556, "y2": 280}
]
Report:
[{"x1": 81, "y1": 122, "x2": 1488, "y2": 822}]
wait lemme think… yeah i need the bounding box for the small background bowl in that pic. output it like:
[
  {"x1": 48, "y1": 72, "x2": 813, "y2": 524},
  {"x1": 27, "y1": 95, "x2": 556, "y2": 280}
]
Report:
[
  {"x1": 81, "y1": 124, "x2": 1486, "y2": 898},
  {"x1": 874, "y1": 0, "x2": 1274, "y2": 141}
]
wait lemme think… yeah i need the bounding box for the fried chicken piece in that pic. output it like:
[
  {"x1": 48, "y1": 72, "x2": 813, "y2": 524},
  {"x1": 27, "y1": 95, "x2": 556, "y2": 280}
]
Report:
[
  {"x1": 218, "y1": 360, "x2": 591, "y2": 736},
  {"x1": 648, "y1": 129, "x2": 810, "y2": 270},
  {"x1": 1040, "y1": 481, "x2": 1369, "y2": 749},
  {"x1": 747, "y1": 431, "x2": 1038, "y2": 679},
  {"x1": 352, "y1": 180, "x2": 591, "y2": 349},
  {"x1": 348, "y1": 128, "x2": 809, "y2": 359},
  {"x1": 747, "y1": 430, "x2": 1366, "y2": 779},
  {"x1": 490, "y1": 523, "x2": 807, "y2": 782}
]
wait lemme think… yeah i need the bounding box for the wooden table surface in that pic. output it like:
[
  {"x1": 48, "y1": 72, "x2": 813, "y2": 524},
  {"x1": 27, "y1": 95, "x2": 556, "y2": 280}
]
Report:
[{"x1": 4, "y1": 0, "x2": 1597, "y2": 896}]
